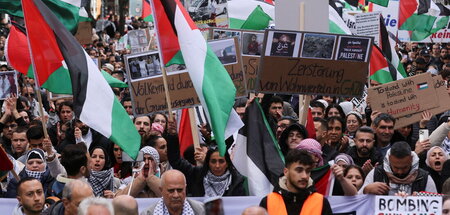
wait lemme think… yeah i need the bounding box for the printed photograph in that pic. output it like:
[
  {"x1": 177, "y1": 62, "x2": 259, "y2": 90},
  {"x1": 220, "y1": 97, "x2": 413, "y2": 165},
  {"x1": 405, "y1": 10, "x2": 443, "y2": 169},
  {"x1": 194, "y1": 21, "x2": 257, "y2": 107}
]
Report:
[
  {"x1": 267, "y1": 32, "x2": 297, "y2": 57},
  {"x1": 0, "y1": 71, "x2": 18, "y2": 100},
  {"x1": 125, "y1": 51, "x2": 163, "y2": 81},
  {"x1": 212, "y1": 29, "x2": 241, "y2": 43},
  {"x1": 301, "y1": 33, "x2": 336, "y2": 59},
  {"x1": 209, "y1": 38, "x2": 238, "y2": 65},
  {"x1": 242, "y1": 32, "x2": 264, "y2": 56}
]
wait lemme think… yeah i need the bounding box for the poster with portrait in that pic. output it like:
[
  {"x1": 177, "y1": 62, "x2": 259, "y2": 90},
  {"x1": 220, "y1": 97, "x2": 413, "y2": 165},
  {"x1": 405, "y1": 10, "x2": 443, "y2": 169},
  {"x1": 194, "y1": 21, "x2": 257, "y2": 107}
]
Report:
[
  {"x1": 125, "y1": 51, "x2": 163, "y2": 81},
  {"x1": 0, "y1": 71, "x2": 18, "y2": 100},
  {"x1": 242, "y1": 32, "x2": 264, "y2": 56},
  {"x1": 264, "y1": 31, "x2": 301, "y2": 57}
]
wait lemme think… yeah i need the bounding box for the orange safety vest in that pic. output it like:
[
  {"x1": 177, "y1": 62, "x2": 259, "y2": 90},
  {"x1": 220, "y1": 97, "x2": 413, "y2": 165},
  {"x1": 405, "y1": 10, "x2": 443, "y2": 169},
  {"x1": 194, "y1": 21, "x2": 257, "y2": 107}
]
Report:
[{"x1": 267, "y1": 192, "x2": 323, "y2": 215}]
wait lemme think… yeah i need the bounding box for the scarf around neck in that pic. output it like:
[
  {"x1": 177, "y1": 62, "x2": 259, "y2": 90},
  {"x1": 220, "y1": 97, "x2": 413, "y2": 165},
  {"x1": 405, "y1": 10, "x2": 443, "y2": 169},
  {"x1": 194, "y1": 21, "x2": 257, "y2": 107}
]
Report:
[
  {"x1": 88, "y1": 168, "x2": 114, "y2": 196},
  {"x1": 203, "y1": 170, "x2": 231, "y2": 197},
  {"x1": 26, "y1": 169, "x2": 46, "y2": 181},
  {"x1": 153, "y1": 198, "x2": 194, "y2": 215}
]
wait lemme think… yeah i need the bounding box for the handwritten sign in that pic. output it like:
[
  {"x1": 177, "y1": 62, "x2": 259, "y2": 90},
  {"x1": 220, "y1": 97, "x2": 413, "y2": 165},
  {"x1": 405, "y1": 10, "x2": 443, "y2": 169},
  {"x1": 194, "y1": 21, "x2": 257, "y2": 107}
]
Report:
[
  {"x1": 375, "y1": 196, "x2": 442, "y2": 215},
  {"x1": 394, "y1": 75, "x2": 450, "y2": 129},
  {"x1": 368, "y1": 73, "x2": 439, "y2": 118},
  {"x1": 257, "y1": 29, "x2": 372, "y2": 97},
  {"x1": 242, "y1": 56, "x2": 259, "y2": 92}
]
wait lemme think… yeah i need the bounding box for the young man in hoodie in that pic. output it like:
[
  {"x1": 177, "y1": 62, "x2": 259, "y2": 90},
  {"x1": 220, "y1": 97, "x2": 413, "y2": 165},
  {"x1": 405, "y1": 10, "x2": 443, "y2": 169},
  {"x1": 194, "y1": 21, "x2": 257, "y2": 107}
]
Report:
[{"x1": 259, "y1": 149, "x2": 333, "y2": 215}]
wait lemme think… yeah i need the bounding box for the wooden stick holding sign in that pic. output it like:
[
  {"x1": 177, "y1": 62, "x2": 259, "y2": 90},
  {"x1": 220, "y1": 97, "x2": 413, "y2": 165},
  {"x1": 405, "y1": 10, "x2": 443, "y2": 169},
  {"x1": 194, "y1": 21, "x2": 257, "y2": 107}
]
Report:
[
  {"x1": 298, "y1": 2, "x2": 310, "y2": 125},
  {"x1": 161, "y1": 66, "x2": 174, "y2": 121},
  {"x1": 188, "y1": 108, "x2": 201, "y2": 166}
]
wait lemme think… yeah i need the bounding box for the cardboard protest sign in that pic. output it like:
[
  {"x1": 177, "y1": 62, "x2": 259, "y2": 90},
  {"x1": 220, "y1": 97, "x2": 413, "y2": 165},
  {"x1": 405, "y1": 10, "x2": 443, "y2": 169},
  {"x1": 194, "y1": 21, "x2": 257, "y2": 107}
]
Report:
[
  {"x1": 209, "y1": 28, "x2": 263, "y2": 92},
  {"x1": 375, "y1": 196, "x2": 441, "y2": 215},
  {"x1": 257, "y1": 29, "x2": 372, "y2": 97},
  {"x1": 394, "y1": 76, "x2": 450, "y2": 129},
  {"x1": 368, "y1": 73, "x2": 439, "y2": 118},
  {"x1": 355, "y1": 12, "x2": 381, "y2": 46},
  {"x1": 209, "y1": 37, "x2": 247, "y2": 97},
  {"x1": 74, "y1": 22, "x2": 93, "y2": 45},
  {"x1": 128, "y1": 29, "x2": 149, "y2": 54}
]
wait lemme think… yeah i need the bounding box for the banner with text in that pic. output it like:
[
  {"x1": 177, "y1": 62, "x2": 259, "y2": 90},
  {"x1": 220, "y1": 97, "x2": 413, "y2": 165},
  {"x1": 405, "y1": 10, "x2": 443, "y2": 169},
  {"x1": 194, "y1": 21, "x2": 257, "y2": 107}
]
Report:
[{"x1": 257, "y1": 29, "x2": 372, "y2": 97}]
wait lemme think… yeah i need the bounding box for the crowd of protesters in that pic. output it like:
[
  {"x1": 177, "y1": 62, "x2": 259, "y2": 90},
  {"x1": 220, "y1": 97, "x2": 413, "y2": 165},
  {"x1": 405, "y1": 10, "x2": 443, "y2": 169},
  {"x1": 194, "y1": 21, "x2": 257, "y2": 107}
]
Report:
[{"x1": 1, "y1": 11, "x2": 450, "y2": 215}]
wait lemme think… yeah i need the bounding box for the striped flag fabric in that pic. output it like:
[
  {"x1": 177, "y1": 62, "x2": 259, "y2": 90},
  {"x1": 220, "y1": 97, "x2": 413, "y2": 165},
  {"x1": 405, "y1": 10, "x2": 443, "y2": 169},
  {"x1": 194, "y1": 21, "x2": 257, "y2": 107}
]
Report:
[
  {"x1": 152, "y1": 0, "x2": 243, "y2": 156},
  {"x1": 369, "y1": 45, "x2": 396, "y2": 84},
  {"x1": 408, "y1": 3, "x2": 450, "y2": 41},
  {"x1": 399, "y1": 0, "x2": 442, "y2": 33},
  {"x1": 178, "y1": 108, "x2": 194, "y2": 156},
  {"x1": 368, "y1": 0, "x2": 388, "y2": 7},
  {"x1": 239, "y1": 5, "x2": 272, "y2": 30},
  {"x1": 228, "y1": 0, "x2": 274, "y2": 29},
  {"x1": 4, "y1": 24, "x2": 33, "y2": 77},
  {"x1": 22, "y1": 0, "x2": 141, "y2": 159},
  {"x1": 232, "y1": 99, "x2": 285, "y2": 196},
  {"x1": 329, "y1": 4, "x2": 352, "y2": 35},
  {"x1": 379, "y1": 15, "x2": 407, "y2": 80},
  {"x1": 142, "y1": 0, "x2": 154, "y2": 22},
  {"x1": 0, "y1": 0, "x2": 82, "y2": 33},
  {"x1": 312, "y1": 164, "x2": 335, "y2": 196}
]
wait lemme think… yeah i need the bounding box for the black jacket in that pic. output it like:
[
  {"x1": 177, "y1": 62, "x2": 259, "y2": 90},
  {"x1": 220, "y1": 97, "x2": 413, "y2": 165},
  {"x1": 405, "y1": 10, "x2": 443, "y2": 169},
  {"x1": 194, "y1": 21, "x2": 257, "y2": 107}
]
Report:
[
  {"x1": 259, "y1": 176, "x2": 333, "y2": 215},
  {"x1": 347, "y1": 146, "x2": 383, "y2": 167},
  {"x1": 56, "y1": 127, "x2": 111, "y2": 153},
  {"x1": 167, "y1": 134, "x2": 246, "y2": 197},
  {"x1": 42, "y1": 200, "x2": 64, "y2": 215},
  {"x1": 5, "y1": 167, "x2": 55, "y2": 198}
]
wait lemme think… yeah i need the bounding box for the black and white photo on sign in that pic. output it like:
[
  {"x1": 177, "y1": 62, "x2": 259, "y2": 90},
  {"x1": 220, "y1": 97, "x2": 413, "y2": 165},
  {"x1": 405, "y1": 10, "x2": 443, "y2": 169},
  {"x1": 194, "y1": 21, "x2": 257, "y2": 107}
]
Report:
[
  {"x1": 212, "y1": 29, "x2": 241, "y2": 42},
  {"x1": 0, "y1": 71, "x2": 18, "y2": 100},
  {"x1": 301, "y1": 33, "x2": 336, "y2": 59},
  {"x1": 265, "y1": 31, "x2": 300, "y2": 57},
  {"x1": 242, "y1": 32, "x2": 264, "y2": 56},
  {"x1": 125, "y1": 51, "x2": 162, "y2": 81},
  {"x1": 128, "y1": 29, "x2": 148, "y2": 53},
  {"x1": 209, "y1": 38, "x2": 237, "y2": 65}
]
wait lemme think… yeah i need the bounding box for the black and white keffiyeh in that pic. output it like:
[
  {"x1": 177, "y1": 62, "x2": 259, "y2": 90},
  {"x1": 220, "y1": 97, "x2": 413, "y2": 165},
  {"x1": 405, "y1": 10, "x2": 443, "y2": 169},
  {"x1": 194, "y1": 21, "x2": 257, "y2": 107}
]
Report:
[
  {"x1": 25, "y1": 169, "x2": 46, "y2": 181},
  {"x1": 153, "y1": 199, "x2": 194, "y2": 215},
  {"x1": 88, "y1": 168, "x2": 114, "y2": 196},
  {"x1": 203, "y1": 170, "x2": 231, "y2": 197}
]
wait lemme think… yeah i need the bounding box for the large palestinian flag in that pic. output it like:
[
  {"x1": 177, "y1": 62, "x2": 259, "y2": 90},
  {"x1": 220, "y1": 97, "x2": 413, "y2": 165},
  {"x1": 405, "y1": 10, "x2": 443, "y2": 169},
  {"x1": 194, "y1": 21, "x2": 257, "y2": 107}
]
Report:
[
  {"x1": 152, "y1": 0, "x2": 243, "y2": 156},
  {"x1": 370, "y1": 45, "x2": 397, "y2": 84},
  {"x1": 232, "y1": 99, "x2": 285, "y2": 196},
  {"x1": 22, "y1": 0, "x2": 141, "y2": 159}
]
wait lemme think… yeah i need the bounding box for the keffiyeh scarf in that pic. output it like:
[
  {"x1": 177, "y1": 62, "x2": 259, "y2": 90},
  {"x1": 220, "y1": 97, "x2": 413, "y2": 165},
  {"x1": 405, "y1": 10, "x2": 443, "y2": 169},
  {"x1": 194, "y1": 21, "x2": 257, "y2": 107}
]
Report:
[
  {"x1": 203, "y1": 170, "x2": 231, "y2": 197},
  {"x1": 383, "y1": 149, "x2": 420, "y2": 195},
  {"x1": 153, "y1": 199, "x2": 194, "y2": 215},
  {"x1": 25, "y1": 169, "x2": 46, "y2": 181},
  {"x1": 88, "y1": 168, "x2": 114, "y2": 196}
]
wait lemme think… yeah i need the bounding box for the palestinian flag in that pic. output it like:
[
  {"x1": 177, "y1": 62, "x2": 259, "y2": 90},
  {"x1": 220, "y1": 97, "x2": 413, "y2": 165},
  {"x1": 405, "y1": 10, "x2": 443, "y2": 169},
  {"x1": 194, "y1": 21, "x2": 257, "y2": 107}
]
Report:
[
  {"x1": 142, "y1": 0, "x2": 154, "y2": 22},
  {"x1": 0, "y1": 0, "x2": 82, "y2": 33},
  {"x1": 311, "y1": 164, "x2": 335, "y2": 196},
  {"x1": 240, "y1": 5, "x2": 272, "y2": 30},
  {"x1": 232, "y1": 99, "x2": 285, "y2": 196},
  {"x1": 228, "y1": 0, "x2": 274, "y2": 29},
  {"x1": 368, "y1": 0, "x2": 388, "y2": 7},
  {"x1": 153, "y1": 0, "x2": 243, "y2": 156},
  {"x1": 370, "y1": 45, "x2": 396, "y2": 84},
  {"x1": 306, "y1": 108, "x2": 316, "y2": 139},
  {"x1": 329, "y1": 4, "x2": 352, "y2": 35},
  {"x1": 409, "y1": 3, "x2": 450, "y2": 41},
  {"x1": 379, "y1": 15, "x2": 407, "y2": 80},
  {"x1": 178, "y1": 108, "x2": 194, "y2": 156},
  {"x1": 399, "y1": 0, "x2": 441, "y2": 33},
  {"x1": 5, "y1": 23, "x2": 72, "y2": 94},
  {"x1": 22, "y1": 0, "x2": 141, "y2": 158}
]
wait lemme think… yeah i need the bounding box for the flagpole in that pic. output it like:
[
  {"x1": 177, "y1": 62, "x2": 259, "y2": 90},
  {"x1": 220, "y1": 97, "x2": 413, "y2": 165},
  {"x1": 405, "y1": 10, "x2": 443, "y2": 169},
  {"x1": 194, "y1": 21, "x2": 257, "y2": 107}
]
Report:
[
  {"x1": 298, "y1": 2, "x2": 309, "y2": 125},
  {"x1": 21, "y1": 0, "x2": 49, "y2": 139},
  {"x1": 148, "y1": 0, "x2": 174, "y2": 121}
]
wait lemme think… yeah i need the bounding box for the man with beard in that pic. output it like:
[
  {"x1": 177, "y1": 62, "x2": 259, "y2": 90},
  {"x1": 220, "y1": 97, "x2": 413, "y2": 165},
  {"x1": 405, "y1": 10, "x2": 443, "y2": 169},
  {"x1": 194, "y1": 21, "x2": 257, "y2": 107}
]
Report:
[
  {"x1": 372, "y1": 113, "x2": 396, "y2": 158},
  {"x1": 360, "y1": 141, "x2": 437, "y2": 195},
  {"x1": 57, "y1": 119, "x2": 110, "y2": 153},
  {"x1": 346, "y1": 126, "x2": 383, "y2": 174},
  {"x1": 259, "y1": 149, "x2": 332, "y2": 215},
  {"x1": 13, "y1": 177, "x2": 45, "y2": 215},
  {"x1": 134, "y1": 116, "x2": 151, "y2": 144}
]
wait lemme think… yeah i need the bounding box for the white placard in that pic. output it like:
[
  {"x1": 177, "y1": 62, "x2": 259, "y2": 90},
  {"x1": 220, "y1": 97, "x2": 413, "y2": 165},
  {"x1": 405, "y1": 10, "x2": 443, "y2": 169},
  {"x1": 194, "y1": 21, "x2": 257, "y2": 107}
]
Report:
[{"x1": 375, "y1": 196, "x2": 442, "y2": 215}]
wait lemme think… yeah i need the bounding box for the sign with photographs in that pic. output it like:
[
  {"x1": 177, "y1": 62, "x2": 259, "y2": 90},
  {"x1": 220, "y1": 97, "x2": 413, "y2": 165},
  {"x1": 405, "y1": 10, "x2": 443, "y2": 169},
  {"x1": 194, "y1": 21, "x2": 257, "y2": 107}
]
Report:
[
  {"x1": 124, "y1": 51, "x2": 200, "y2": 115},
  {"x1": 368, "y1": 73, "x2": 439, "y2": 118},
  {"x1": 128, "y1": 29, "x2": 149, "y2": 54},
  {"x1": 209, "y1": 28, "x2": 264, "y2": 92},
  {"x1": 209, "y1": 37, "x2": 246, "y2": 97},
  {"x1": 393, "y1": 75, "x2": 450, "y2": 129},
  {"x1": 257, "y1": 29, "x2": 373, "y2": 97},
  {"x1": 184, "y1": 0, "x2": 229, "y2": 30},
  {"x1": 0, "y1": 71, "x2": 18, "y2": 100}
]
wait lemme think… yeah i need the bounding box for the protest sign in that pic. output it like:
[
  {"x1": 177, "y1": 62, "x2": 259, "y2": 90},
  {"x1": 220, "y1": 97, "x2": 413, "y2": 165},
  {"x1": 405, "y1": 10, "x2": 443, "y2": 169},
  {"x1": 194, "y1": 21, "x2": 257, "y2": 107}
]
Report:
[
  {"x1": 275, "y1": 0, "x2": 328, "y2": 32},
  {"x1": 394, "y1": 75, "x2": 450, "y2": 129},
  {"x1": 128, "y1": 29, "x2": 149, "y2": 54},
  {"x1": 257, "y1": 29, "x2": 372, "y2": 97},
  {"x1": 184, "y1": 0, "x2": 229, "y2": 30},
  {"x1": 209, "y1": 28, "x2": 263, "y2": 92},
  {"x1": 0, "y1": 71, "x2": 18, "y2": 100},
  {"x1": 375, "y1": 196, "x2": 442, "y2": 215},
  {"x1": 355, "y1": 12, "x2": 381, "y2": 46},
  {"x1": 368, "y1": 73, "x2": 439, "y2": 118},
  {"x1": 209, "y1": 37, "x2": 247, "y2": 97}
]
